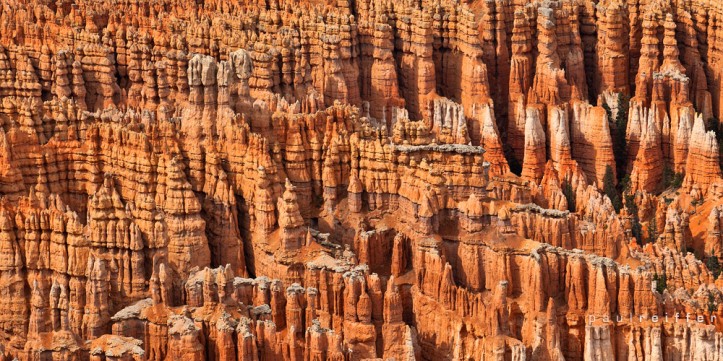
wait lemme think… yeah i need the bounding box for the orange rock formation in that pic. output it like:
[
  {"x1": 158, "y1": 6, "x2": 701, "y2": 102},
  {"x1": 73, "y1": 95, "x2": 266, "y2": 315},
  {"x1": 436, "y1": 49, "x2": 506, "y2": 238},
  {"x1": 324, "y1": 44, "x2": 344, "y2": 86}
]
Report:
[{"x1": 1, "y1": 0, "x2": 723, "y2": 360}]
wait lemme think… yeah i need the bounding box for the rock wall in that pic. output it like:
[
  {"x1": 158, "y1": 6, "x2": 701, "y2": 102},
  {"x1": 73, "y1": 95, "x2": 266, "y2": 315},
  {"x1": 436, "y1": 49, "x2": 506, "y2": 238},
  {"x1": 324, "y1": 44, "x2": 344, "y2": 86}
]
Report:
[{"x1": 1, "y1": 0, "x2": 723, "y2": 360}]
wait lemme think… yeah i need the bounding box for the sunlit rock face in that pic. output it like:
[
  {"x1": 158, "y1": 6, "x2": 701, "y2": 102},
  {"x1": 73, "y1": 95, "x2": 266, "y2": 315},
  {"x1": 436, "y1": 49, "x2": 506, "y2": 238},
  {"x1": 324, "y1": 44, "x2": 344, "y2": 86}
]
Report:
[{"x1": 1, "y1": 0, "x2": 723, "y2": 360}]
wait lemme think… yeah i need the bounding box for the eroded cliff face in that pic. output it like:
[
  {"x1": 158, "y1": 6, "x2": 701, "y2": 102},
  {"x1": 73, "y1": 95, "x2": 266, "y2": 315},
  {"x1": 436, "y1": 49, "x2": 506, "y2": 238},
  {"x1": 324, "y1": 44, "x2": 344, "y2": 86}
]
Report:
[{"x1": 2, "y1": 0, "x2": 723, "y2": 360}]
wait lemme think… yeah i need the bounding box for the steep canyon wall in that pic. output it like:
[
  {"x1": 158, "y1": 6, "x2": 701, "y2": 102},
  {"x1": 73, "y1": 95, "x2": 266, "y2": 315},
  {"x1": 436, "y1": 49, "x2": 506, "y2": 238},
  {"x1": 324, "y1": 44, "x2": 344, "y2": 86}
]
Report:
[{"x1": 1, "y1": 0, "x2": 723, "y2": 360}]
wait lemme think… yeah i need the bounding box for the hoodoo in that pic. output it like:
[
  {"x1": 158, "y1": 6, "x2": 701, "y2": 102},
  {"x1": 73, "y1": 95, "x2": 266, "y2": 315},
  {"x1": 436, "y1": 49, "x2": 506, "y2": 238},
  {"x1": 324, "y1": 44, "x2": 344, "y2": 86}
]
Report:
[{"x1": 1, "y1": 0, "x2": 723, "y2": 360}]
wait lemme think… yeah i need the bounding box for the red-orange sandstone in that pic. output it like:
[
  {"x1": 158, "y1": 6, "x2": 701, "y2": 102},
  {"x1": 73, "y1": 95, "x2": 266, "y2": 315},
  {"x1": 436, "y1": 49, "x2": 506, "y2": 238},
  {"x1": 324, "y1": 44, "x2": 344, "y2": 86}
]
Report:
[{"x1": 1, "y1": 0, "x2": 723, "y2": 360}]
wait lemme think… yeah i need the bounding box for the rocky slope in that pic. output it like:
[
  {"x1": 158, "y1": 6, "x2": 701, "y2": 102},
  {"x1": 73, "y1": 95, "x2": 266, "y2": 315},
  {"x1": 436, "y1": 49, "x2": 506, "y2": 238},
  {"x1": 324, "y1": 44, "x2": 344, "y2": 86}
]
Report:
[{"x1": 1, "y1": 0, "x2": 723, "y2": 360}]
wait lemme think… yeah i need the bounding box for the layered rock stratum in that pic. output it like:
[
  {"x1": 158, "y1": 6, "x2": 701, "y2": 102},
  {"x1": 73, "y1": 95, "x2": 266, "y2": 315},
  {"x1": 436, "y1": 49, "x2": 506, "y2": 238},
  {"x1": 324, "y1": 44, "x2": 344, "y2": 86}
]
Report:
[{"x1": 2, "y1": 0, "x2": 723, "y2": 360}]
